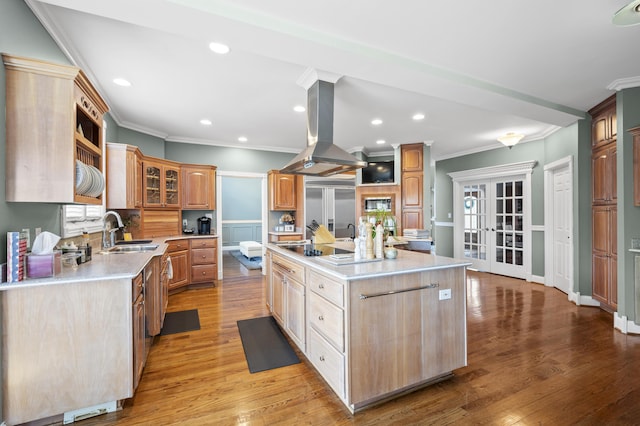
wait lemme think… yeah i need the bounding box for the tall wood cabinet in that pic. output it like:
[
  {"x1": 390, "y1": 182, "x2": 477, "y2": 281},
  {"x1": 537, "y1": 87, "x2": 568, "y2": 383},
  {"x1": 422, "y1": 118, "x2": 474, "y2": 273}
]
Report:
[
  {"x1": 590, "y1": 95, "x2": 617, "y2": 311},
  {"x1": 401, "y1": 143, "x2": 425, "y2": 230},
  {"x1": 3, "y1": 54, "x2": 108, "y2": 204}
]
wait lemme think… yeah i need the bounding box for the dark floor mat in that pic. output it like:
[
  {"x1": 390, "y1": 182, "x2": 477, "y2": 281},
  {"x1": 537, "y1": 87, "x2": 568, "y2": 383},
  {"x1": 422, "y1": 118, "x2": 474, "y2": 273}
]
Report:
[
  {"x1": 237, "y1": 316, "x2": 300, "y2": 373},
  {"x1": 160, "y1": 309, "x2": 200, "y2": 336}
]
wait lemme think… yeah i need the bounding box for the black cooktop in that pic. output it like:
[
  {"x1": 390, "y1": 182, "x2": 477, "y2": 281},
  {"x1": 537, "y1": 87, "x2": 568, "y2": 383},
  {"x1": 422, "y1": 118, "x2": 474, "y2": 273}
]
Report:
[{"x1": 282, "y1": 244, "x2": 352, "y2": 257}]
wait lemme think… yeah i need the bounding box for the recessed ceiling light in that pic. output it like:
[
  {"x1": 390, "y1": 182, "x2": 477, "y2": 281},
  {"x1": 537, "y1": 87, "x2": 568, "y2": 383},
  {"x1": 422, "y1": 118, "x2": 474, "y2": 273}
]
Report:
[
  {"x1": 209, "y1": 42, "x2": 230, "y2": 54},
  {"x1": 113, "y1": 78, "x2": 131, "y2": 87},
  {"x1": 412, "y1": 113, "x2": 425, "y2": 121},
  {"x1": 200, "y1": 119, "x2": 212, "y2": 126},
  {"x1": 371, "y1": 118, "x2": 383, "y2": 126},
  {"x1": 238, "y1": 136, "x2": 248, "y2": 142},
  {"x1": 293, "y1": 105, "x2": 306, "y2": 113},
  {"x1": 376, "y1": 139, "x2": 386, "y2": 145}
]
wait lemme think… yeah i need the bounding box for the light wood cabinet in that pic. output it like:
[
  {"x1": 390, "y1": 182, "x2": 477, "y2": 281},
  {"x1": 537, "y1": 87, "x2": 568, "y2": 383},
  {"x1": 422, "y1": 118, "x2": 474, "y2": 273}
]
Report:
[
  {"x1": 132, "y1": 272, "x2": 145, "y2": 391},
  {"x1": 167, "y1": 239, "x2": 190, "y2": 290},
  {"x1": 401, "y1": 143, "x2": 423, "y2": 172},
  {"x1": 143, "y1": 159, "x2": 181, "y2": 208},
  {"x1": 106, "y1": 143, "x2": 143, "y2": 209},
  {"x1": 590, "y1": 95, "x2": 617, "y2": 311},
  {"x1": 269, "y1": 170, "x2": 297, "y2": 210},
  {"x1": 270, "y1": 253, "x2": 306, "y2": 350},
  {"x1": 3, "y1": 54, "x2": 108, "y2": 204},
  {"x1": 134, "y1": 209, "x2": 181, "y2": 239},
  {"x1": 182, "y1": 164, "x2": 216, "y2": 210},
  {"x1": 190, "y1": 237, "x2": 218, "y2": 285}
]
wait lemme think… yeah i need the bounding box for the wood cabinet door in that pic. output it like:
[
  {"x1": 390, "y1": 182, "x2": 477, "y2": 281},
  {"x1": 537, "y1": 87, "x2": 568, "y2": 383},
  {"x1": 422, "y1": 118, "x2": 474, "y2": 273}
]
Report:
[
  {"x1": 592, "y1": 144, "x2": 614, "y2": 204},
  {"x1": 132, "y1": 294, "x2": 145, "y2": 390},
  {"x1": 182, "y1": 166, "x2": 215, "y2": 210},
  {"x1": 402, "y1": 209, "x2": 423, "y2": 230},
  {"x1": 270, "y1": 172, "x2": 296, "y2": 210},
  {"x1": 286, "y1": 278, "x2": 306, "y2": 350},
  {"x1": 168, "y1": 250, "x2": 189, "y2": 290},
  {"x1": 135, "y1": 155, "x2": 143, "y2": 207},
  {"x1": 402, "y1": 172, "x2": 423, "y2": 208},
  {"x1": 592, "y1": 252, "x2": 609, "y2": 304},
  {"x1": 143, "y1": 161, "x2": 163, "y2": 207},
  {"x1": 271, "y1": 267, "x2": 285, "y2": 325},
  {"x1": 401, "y1": 143, "x2": 423, "y2": 172},
  {"x1": 592, "y1": 206, "x2": 611, "y2": 254},
  {"x1": 163, "y1": 165, "x2": 181, "y2": 208}
]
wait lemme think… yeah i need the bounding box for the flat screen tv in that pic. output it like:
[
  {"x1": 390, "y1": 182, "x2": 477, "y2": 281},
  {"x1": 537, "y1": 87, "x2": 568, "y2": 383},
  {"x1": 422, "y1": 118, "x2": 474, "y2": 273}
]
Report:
[{"x1": 361, "y1": 161, "x2": 394, "y2": 184}]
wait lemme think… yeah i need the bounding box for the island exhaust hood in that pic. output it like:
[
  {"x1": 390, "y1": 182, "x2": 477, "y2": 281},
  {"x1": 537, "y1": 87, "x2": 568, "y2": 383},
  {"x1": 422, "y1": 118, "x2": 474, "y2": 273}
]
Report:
[{"x1": 280, "y1": 80, "x2": 366, "y2": 176}]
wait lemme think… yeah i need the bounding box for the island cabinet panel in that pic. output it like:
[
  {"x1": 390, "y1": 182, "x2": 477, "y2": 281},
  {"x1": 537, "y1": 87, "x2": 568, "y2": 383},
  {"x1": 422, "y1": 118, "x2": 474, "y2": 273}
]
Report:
[
  {"x1": 348, "y1": 267, "x2": 467, "y2": 406},
  {"x1": 308, "y1": 327, "x2": 346, "y2": 399},
  {"x1": 2, "y1": 279, "x2": 133, "y2": 425},
  {"x1": 270, "y1": 252, "x2": 306, "y2": 351},
  {"x1": 309, "y1": 292, "x2": 345, "y2": 351}
]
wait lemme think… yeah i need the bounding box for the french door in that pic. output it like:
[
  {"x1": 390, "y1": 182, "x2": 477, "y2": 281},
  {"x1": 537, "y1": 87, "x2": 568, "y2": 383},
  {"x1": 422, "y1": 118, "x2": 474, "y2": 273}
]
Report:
[{"x1": 461, "y1": 178, "x2": 526, "y2": 277}]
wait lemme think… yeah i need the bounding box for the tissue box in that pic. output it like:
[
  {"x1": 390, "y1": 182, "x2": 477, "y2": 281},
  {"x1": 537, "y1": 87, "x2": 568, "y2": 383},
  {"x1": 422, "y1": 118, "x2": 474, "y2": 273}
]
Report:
[{"x1": 26, "y1": 251, "x2": 61, "y2": 278}]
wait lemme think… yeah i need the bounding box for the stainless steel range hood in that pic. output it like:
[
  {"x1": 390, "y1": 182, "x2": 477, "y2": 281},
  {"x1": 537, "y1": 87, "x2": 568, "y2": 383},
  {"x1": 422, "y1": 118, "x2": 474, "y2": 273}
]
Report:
[{"x1": 281, "y1": 80, "x2": 366, "y2": 176}]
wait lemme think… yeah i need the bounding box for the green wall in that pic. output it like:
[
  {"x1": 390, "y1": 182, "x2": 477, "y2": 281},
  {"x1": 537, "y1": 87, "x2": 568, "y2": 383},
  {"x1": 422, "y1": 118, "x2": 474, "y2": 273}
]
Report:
[
  {"x1": 0, "y1": 0, "x2": 75, "y2": 262},
  {"x1": 165, "y1": 141, "x2": 295, "y2": 173}
]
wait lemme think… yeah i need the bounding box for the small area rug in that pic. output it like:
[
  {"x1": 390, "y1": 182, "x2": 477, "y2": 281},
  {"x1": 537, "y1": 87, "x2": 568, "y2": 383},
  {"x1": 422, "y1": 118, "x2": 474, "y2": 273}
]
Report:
[
  {"x1": 237, "y1": 316, "x2": 300, "y2": 373},
  {"x1": 230, "y1": 250, "x2": 262, "y2": 270},
  {"x1": 160, "y1": 309, "x2": 200, "y2": 336}
]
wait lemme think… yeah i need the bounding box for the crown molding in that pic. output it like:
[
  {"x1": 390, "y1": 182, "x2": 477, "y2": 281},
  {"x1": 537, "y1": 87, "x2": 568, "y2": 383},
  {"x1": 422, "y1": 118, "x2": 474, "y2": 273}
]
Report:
[{"x1": 607, "y1": 76, "x2": 640, "y2": 91}]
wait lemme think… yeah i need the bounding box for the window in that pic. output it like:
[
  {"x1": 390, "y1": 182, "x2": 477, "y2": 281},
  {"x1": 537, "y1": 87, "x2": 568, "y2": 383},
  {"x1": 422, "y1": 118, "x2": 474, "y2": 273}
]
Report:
[{"x1": 61, "y1": 204, "x2": 105, "y2": 238}]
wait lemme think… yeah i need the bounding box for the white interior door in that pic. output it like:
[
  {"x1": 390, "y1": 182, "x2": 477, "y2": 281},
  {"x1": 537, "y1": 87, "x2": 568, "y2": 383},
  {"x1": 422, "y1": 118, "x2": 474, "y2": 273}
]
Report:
[
  {"x1": 551, "y1": 166, "x2": 572, "y2": 294},
  {"x1": 463, "y1": 182, "x2": 490, "y2": 271}
]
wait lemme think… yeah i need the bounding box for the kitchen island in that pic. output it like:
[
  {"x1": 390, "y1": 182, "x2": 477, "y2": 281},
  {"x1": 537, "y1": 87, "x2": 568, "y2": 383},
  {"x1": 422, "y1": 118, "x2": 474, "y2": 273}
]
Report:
[{"x1": 266, "y1": 242, "x2": 470, "y2": 413}]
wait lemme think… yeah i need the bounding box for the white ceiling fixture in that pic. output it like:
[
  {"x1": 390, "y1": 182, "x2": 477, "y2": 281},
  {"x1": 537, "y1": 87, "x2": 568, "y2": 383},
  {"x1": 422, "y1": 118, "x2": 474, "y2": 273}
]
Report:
[
  {"x1": 200, "y1": 119, "x2": 212, "y2": 125},
  {"x1": 376, "y1": 139, "x2": 386, "y2": 145},
  {"x1": 371, "y1": 119, "x2": 383, "y2": 126},
  {"x1": 497, "y1": 132, "x2": 525, "y2": 149},
  {"x1": 113, "y1": 78, "x2": 131, "y2": 87},
  {"x1": 293, "y1": 105, "x2": 306, "y2": 112},
  {"x1": 612, "y1": 0, "x2": 640, "y2": 26},
  {"x1": 208, "y1": 41, "x2": 230, "y2": 54},
  {"x1": 238, "y1": 136, "x2": 248, "y2": 142},
  {"x1": 412, "y1": 113, "x2": 425, "y2": 121}
]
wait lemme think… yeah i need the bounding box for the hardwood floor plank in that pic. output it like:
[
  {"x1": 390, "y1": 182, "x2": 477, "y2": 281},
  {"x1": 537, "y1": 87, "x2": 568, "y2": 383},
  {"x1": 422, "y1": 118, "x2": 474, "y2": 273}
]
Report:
[{"x1": 74, "y1": 263, "x2": 640, "y2": 425}]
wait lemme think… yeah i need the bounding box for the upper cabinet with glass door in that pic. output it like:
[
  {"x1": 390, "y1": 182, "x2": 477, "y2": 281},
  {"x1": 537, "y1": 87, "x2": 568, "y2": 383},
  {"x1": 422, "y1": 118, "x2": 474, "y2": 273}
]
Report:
[
  {"x1": 143, "y1": 159, "x2": 181, "y2": 208},
  {"x1": 3, "y1": 54, "x2": 108, "y2": 204}
]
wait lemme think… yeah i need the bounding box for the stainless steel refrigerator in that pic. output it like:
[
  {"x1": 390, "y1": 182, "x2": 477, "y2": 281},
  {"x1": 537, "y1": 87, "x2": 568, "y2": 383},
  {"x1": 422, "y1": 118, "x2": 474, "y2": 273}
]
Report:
[{"x1": 305, "y1": 181, "x2": 356, "y2": 240}]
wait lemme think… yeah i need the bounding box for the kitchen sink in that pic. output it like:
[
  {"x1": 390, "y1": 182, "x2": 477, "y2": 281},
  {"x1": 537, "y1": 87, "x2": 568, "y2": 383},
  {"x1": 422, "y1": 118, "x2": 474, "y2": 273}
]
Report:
[
  {"x1": 115, "y1": 239, "x2": 153, "y2": 245},
  {"x1": 100, "y1": 244, "x2": 159, "y2": 254}
]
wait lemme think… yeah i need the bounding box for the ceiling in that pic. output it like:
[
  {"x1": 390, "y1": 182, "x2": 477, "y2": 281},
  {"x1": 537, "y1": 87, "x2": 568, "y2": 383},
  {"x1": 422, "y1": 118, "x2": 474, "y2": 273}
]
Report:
[{"x1": 26, "y1": 0, "x2": 640, "y2": 161}]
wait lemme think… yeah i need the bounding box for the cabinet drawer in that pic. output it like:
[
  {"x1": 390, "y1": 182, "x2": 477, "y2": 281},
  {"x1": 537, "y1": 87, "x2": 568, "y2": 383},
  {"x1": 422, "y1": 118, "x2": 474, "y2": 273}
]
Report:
[
  {"x1": 167, "y1": 239, "x2": 189, "y2": 253},
  {"x1": 308, "y1": 328, "x2": 345, "y2": 399},
  {"x1": 272, "y1": 254, "x2": 304, "y2": 283},
  {"x1": 191, "y1": 264, "x2": 216, "y2": 282},
  {"x1": 191, "y1": 248, "x2": 216, "y2": 265},
  {"x1": 309, "y1": 292, "x2": 344, "y2": 351},
  {"x1": 308, "y1": 269, "x2": 344, "y2": 308},
  {"x1": 132, "y1": 272, "x2": 144, "y2": 300},
  {"x1": 190, "y1": 238, "x2": 216, "y2": 249}
]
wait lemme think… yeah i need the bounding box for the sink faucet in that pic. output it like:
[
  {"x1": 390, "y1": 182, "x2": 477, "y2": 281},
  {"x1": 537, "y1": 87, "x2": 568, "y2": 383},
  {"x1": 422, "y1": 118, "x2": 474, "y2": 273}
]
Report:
[
  {"x1": 347, "y1": 223, "x2": 356, "y2": 240},
  {"x1": 102, "y1": 210, "x2": 125, "y2": 249}
]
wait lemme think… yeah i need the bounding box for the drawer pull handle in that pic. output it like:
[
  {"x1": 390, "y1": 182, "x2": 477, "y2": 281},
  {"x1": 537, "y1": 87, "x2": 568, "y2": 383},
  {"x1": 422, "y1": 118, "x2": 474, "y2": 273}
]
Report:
[
  {"x1": 318, "y1": 315, "x2": 324, "y2": 321},
  {"x1": 318, "y1": 283, "x2": 325, "y2": 289},
  {"x1": 360, "y1": 282, "x2": 440, "y2": 300},
  {"x1": 202, "y1": 255, "x2": 206, "y2": 258},
  {"x1": 202, "y1": 272, "x2": 206, "y2": 275},
  {"x1": 273, "y1": 261, "x2": 295, "y2": 274},
  {"x1": 319, "y1": 355, "x2": 325, "y2": 362}
]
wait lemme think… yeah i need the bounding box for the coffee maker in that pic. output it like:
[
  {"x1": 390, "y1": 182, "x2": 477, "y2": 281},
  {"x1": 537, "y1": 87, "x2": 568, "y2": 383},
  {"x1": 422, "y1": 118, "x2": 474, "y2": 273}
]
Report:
[{"x1": 197, "y1": 216, "x2": 211, "y2": 235}]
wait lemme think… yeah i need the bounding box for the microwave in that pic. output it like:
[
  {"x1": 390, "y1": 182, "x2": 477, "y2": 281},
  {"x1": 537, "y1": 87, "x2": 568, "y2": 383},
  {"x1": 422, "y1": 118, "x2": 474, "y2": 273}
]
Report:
[{"x1": 364, "y1": 197, "x2": 392, "y2": 212}]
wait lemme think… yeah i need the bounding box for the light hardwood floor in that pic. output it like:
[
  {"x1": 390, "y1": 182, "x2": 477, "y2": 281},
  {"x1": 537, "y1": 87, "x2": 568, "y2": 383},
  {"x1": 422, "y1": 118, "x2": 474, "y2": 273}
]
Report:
[{"x1": 78, "y1": 255, "x2": 640, "y2": 425}]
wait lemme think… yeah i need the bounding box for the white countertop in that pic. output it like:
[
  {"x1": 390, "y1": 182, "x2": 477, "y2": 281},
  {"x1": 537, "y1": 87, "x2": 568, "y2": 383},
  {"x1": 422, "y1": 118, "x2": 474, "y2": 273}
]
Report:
[
  {"x1": 1, "y1": 235, "x2": 219, "y2": 290},
  {"x1": 268, "y1": 242, "x2": 469, "y2": 281}
]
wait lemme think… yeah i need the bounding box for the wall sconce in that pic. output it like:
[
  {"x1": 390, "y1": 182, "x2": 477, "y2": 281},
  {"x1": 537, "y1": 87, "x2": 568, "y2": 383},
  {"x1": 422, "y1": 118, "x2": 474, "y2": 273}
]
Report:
[
  {"x1": 497, "y1": 132, "x2": 525, "y2": 149},
  {"x1": 613, "y1": 0, "x2": 640, "y2": 26}
]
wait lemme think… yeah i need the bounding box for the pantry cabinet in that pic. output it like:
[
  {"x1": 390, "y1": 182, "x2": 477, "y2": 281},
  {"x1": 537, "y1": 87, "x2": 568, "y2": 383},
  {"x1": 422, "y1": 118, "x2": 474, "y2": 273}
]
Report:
[
  {"x1": 143, "y1": 159, "x2": 181, "y2": 208},
  {"x1": 182, "y1": 164, "x2": 216, "y2": 210},
  {"x1": 3, "y1": 54, "x2": 108, "y2": 204},
  {"x1": 401, "y1": 143, "x2": 425, "y2": 230}
]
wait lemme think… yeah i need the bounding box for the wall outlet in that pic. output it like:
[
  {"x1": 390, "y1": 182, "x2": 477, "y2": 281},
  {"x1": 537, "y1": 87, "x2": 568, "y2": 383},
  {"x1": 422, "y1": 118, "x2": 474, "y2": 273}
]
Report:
[
  {"x1": 439, "y1": 288, "x2": 452, "y2": 300},
  {"x1": 205, "y1": 213, "x2": 213, "y2": 219},
  {"x1": 183, "y1": 219, "x2": 188, "y2": 228},
  {"x1": 447, "y1": 212, "x2": 452, "y2": 219},
  {"x1": 35, "y1": 227, "x2": 42, "y2": 237}
]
